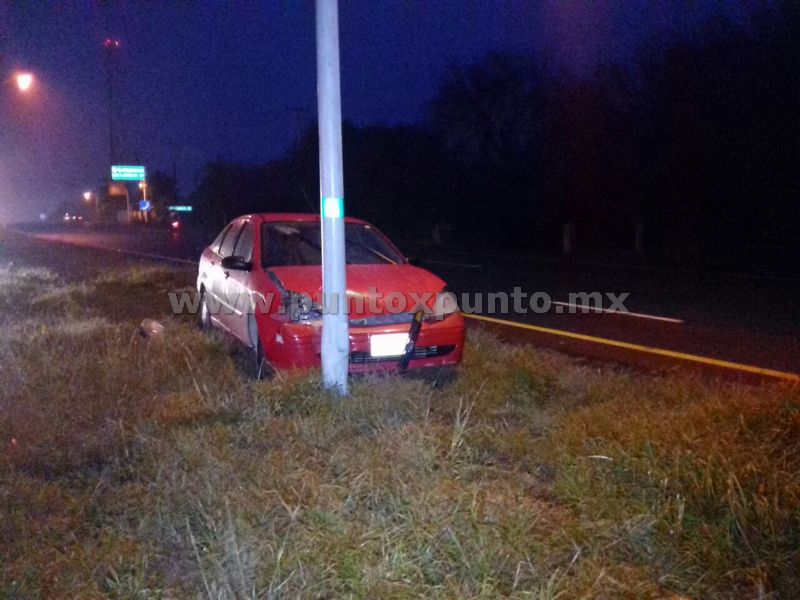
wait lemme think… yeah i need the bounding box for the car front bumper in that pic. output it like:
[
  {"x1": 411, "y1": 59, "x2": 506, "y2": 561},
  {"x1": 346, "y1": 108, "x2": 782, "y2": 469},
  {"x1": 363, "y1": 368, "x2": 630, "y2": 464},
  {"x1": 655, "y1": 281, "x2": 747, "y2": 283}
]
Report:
[{"x1": 262, "y1": 313, "x2": 465, "y2": 372}]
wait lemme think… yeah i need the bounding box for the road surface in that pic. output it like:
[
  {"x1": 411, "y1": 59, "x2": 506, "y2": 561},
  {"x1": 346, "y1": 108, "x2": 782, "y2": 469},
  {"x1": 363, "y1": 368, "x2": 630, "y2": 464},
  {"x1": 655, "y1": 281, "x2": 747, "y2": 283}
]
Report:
[{"x1": 21, "y1": 224, "x2": 800, "y2": 381}]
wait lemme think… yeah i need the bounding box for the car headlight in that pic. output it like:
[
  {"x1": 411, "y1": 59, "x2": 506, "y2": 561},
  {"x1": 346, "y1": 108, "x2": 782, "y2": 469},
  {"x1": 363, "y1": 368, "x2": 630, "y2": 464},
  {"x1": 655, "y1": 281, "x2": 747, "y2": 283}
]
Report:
[
  {"x1": 285, "y1": 291, "x2": 323, "y2": 322},
  {"x1": 429, "y1": 287, "x2": 459, "y2": 321}
]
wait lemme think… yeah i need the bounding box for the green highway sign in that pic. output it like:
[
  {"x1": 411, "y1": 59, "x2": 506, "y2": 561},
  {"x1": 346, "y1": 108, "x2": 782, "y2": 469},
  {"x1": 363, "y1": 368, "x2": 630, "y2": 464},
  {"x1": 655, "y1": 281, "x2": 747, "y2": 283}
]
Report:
[{"x1": 111, "y1": 165, "x2": 146, "y2": 181}]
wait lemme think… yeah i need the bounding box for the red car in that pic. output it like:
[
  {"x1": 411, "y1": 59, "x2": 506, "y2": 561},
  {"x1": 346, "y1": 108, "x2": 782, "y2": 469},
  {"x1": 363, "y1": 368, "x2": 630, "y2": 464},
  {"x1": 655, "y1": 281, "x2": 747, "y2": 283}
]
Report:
[{"x1": 196, "y1": 213, "x2": 465, "y2": 375}]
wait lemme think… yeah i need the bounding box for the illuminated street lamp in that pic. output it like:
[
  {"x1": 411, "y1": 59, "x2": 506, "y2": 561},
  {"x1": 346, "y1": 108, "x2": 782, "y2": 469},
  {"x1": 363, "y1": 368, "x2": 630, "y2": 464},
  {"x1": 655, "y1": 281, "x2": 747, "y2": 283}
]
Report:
[
  {"x1": 83, "y1": 191, "x2": 99, "y2": 220},
  {"x1": 138, "y1": 181, "x2": 150, "y2": 222},
  {"x1": 138, "y1": 181, "x2": 149, "y2": 203},
  {"x1": 14, "y1": 72, "x2": 34, "y2": 93}
]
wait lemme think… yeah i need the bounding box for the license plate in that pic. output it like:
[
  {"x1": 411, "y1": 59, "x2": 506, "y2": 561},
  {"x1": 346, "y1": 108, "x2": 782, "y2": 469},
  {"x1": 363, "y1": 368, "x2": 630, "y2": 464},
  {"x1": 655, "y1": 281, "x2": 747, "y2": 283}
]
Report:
[{"x1": 369, "y1": 332, "x2": 409, "y2": 357}]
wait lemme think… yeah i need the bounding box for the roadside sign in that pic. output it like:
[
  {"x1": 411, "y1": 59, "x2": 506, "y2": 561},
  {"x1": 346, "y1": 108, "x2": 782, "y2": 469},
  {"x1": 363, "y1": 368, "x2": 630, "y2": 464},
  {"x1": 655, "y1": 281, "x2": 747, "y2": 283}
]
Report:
[
  {"x1": 111, "y1": 165, "x2": 146, "y2": 181},
  {"x1": 168, "y1": 205, "x2": 193, "y2": 212}
]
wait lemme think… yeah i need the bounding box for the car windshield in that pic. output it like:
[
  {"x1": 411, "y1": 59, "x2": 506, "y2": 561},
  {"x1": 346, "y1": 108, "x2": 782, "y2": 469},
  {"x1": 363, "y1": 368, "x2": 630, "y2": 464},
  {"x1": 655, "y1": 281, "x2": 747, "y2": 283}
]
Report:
[{"x1": 261, "y1": 221, "x2": 405, "y2": 267}]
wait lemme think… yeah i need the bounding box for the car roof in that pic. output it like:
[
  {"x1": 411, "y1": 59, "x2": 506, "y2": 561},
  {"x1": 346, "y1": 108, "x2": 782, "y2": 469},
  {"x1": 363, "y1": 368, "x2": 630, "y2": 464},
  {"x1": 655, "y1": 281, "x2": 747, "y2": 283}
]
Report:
[{"x1": 240, "y1": 213, "x2": 368, "y2": 225}]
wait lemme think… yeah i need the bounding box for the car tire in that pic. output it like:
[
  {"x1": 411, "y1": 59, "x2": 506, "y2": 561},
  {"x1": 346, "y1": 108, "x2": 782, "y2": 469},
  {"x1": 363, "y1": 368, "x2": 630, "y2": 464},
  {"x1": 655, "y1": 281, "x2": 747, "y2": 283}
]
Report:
[
  {"x1": 431, "y1": 365, "x2": 457, "y2": 387},
  {"x1": 199, "y1": 289, "x2": 212, "y2": 330},
  {"x1": 409, "y1": 365, "x2": 456, "y2": 387},
  {"x1": 249, "y1": 316, "x2": 270, "y2": 380}
]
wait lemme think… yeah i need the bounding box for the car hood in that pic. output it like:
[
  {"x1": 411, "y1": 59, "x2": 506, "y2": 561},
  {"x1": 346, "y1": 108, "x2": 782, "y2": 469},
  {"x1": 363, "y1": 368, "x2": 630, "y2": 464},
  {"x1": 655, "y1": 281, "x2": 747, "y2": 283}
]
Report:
[{"x1": 268, "y1": 264, "x2": 446, "y2": 317}]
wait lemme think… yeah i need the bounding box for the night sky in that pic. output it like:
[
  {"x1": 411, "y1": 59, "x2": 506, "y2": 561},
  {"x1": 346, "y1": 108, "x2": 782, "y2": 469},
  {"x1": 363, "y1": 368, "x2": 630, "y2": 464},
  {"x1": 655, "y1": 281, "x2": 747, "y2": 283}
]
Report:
[{"x1": 1, "y1": 1, "x2": 745, "y2": 221}]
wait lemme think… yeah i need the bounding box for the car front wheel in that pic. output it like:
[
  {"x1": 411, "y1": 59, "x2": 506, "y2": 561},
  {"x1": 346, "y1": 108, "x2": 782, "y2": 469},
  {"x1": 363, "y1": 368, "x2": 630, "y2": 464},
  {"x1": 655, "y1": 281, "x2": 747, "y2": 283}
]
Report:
[
  {"x1": 199, "y1": 289, "x2": 212, "y2": 330},
  {"x1": 249, "y1": 316, "x2": 269, "y2": 379}
]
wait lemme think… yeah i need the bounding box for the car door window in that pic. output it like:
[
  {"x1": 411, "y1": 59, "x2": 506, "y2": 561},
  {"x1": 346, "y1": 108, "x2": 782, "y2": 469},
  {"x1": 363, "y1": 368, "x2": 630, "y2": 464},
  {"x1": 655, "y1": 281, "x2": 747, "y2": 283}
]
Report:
[
  {"x1": 233, "y1": 222, "x2": 255, "y2": 262},
  {"x1": 211, "y1": 224, "x2": 232, "y2": 253},
  {"x1": 219, "y1": 222, "x2": 244, "y2": 258}
]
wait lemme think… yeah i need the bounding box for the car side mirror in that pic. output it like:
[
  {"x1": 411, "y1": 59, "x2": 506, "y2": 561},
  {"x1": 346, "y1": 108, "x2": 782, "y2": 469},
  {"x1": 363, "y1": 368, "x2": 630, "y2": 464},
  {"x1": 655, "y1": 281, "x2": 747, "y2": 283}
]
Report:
[{"x1": 221, "y1": 255, "x2": 251, "y2": 271}]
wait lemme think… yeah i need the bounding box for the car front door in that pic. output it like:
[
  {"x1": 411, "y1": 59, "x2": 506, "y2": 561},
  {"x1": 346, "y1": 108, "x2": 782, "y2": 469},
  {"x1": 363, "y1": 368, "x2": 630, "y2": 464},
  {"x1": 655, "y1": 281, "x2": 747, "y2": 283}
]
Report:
[
  {"x1": 201, "y1": 222, "x2": 232, "y2": 328},
  {"x1": 222, "y1": 219, "x2": 256, "y2": 344},
  {"x1": 212, "y1": 219, "x2": 245, "y2": 334}
]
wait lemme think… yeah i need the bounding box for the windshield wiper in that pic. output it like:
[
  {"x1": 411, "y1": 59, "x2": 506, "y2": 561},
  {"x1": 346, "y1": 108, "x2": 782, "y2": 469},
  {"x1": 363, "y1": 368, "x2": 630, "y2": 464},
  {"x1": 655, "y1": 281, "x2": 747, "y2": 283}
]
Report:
[{"x1": 349, "y1": 241, "x2": 397, "y2": 265}]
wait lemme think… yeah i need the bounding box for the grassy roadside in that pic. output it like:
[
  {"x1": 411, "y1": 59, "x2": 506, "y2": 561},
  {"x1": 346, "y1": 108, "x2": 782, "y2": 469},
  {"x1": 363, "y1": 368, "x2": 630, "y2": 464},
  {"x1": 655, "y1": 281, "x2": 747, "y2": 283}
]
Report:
[{"x1": 1, "y1": 236, "x2": 798, "y2": 598}]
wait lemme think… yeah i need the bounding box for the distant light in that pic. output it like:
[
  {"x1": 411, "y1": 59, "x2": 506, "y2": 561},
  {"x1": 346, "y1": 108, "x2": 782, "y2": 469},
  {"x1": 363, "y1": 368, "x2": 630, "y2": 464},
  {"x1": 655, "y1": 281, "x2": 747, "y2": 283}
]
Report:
[
  {"x1": 168, "y1": 205, "x2": 193, "y2": 212},
  {"x1": 83, "y1": 191, "x2": 92, "y2": 201},
  {"x1": 15, "y1": 72, "x2": 34, "y2": 92},
  {"x1": 38, "y1": 213, "x2": 46, "y2": 221},
  {"x1": 170, "y1": 220, "x2": 181, "y2": 230}
]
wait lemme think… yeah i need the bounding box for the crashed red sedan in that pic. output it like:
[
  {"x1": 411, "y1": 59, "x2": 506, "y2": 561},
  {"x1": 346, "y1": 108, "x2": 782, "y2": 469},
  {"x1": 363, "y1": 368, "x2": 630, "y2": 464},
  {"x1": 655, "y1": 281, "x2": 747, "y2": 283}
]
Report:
[{"x1": 197, "y1": 213, "x2": 465, "y2": 375}]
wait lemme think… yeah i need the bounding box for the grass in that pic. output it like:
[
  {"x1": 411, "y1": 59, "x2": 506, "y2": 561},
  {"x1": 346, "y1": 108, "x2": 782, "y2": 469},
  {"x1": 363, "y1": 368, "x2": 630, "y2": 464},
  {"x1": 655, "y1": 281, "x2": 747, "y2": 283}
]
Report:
[{"x1": 1, "y1": 234, "x2": 798, "y2": 598}]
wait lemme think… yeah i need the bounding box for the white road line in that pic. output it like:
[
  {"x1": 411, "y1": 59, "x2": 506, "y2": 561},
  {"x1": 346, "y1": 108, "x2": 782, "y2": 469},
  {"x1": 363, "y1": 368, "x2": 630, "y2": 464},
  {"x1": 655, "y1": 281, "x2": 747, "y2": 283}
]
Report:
[
  {"x1": 30, "y1": 232, "x2": 199, "y2": 265},
  {"x1": 464, "y1": 313, "x2": 799, "y2": 382},
  {"x1": 408, "y1": 246, "x2": 800, "y2": 283},
  {"x1": 108, "y1": 247, "x2": 198, "y2": 266},
  {"x1": 550, "y1": 301, "x2": 684, "y2": 324}
]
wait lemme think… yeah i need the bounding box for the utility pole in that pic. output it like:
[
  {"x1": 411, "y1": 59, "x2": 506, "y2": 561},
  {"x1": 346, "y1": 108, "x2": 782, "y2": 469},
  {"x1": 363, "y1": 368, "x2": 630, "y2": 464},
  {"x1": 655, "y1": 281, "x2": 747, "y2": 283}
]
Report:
[
  {"x1": 106, "y1": 61, "x2": 115, "y2": 166},
  {"x1": 102, "y1": 38, "x2": 121, "y2": 167},
  {"x1": 316, "y1": 0, "x2": 349, "y2": 394}
]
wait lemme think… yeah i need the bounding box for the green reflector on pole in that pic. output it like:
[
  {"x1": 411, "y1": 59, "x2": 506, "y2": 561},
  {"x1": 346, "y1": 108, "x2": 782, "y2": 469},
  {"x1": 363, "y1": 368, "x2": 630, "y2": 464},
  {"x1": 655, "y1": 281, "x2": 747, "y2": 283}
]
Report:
[{"x1": 322, "y1": 196, "x2": 343, "y2": 218}]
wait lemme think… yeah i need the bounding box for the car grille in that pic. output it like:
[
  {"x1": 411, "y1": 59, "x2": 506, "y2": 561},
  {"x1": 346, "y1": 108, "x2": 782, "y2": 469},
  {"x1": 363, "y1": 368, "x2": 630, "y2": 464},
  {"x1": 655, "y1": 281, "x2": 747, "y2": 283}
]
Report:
[
  {"x1": 350, "y1": 345, "x2": 455, "y2": 364},
  {"x1": 349, "y1": 313, "x2": 415, "y2": 327}
]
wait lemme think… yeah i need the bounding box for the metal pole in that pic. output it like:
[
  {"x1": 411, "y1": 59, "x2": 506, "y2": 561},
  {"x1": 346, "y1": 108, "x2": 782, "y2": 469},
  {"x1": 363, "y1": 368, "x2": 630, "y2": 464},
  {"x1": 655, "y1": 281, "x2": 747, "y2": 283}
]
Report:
[
  {"x1": 106, "y1": 58, "x2": 115, "y2": 166},
  {"x1": 316, "y1": 0, "x2": 349, "y2": 394},
  {"x1": 141, "y1": 181, "x2": 148, "y2": 223}
]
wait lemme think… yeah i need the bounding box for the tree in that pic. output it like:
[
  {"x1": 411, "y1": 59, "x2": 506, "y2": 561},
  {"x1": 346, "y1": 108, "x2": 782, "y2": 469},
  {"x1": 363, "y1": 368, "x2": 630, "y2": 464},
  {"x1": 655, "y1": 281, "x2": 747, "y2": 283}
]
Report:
[
  {"x1": 148, "y1": 171, "x2": 178, "y2": 203},
  {"x1": 430, "y1": 53, "x2": 547, "y2": 171}
]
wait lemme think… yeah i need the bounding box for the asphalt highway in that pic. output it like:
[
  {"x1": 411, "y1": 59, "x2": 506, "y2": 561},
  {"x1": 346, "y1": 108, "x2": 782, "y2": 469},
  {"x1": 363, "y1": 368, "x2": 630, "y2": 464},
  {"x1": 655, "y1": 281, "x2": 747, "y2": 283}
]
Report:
[{"x1": 23, "y1": 224, "x2": 800, "y2": 381}]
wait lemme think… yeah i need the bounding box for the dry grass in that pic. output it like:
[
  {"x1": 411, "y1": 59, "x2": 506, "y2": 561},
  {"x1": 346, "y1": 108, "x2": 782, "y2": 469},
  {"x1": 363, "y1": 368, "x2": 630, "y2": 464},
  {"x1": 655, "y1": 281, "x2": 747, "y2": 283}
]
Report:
[
  {"x1": 550, "y1": 379, "x2": 800, "y2": 597},
  {"x1": 0, "y1": 237, "x2": 798, "y2": 598}
]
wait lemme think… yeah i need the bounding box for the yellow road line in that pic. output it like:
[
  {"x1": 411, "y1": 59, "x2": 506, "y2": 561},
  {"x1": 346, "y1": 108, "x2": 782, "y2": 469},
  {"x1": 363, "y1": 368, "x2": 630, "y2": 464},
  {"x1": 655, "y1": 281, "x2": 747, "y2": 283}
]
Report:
[{"x1": 464, "y1": 313, "x2": 800, "y2": 382}]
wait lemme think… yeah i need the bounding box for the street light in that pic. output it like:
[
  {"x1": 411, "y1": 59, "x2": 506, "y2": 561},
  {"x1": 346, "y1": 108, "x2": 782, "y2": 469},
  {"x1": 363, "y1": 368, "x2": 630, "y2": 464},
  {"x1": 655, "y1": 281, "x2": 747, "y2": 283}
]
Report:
[
  {"x1": 138, "y1": 181, "x2": 150, "y2": 222},
  {"x1": 102, "y1": 38, "x2": 122, "y2": 166},
  {"x1": 14, "y1": 72, "x2": 34, "y2": 93},
  {"x1": 83, "y1": 191, "x2": 99, "y2": 221}
]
